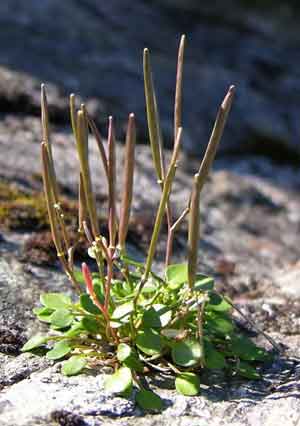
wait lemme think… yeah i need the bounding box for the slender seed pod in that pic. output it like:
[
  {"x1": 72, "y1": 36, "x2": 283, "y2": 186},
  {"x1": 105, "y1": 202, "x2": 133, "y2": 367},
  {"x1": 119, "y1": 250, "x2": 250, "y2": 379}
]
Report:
[
  {"x1": 41, "y1": 84, "x2": 50, "y2": 145},
  {"x1": 174, "y1": 34, "x2": 186, "y2": 141},
  {"x1": 69, "y1": 95, "x2": 88, "y2": 233},
  {"x1": 70, "y1": 93, "x2": 77, "y2": 139},
  {"x1": 76, "y1": 110, "x2": 100, "y2": 239},
  {"x1": 143, "y1": 127, "x2": 183, "y2": 281},
  {"x1": 41, "y1": 142, "x2": 64, "y2": 256},
  {"x1": 143, "y1": 48, "x2": 163, "y2": 182},
  {"x1": 196, "y1": 85, "x2": 235, "y2": 192},
  {"x1": 41, "y1": 84, "x2": 60, "y2": 202},
  {"x1": 118, "y1": 113, "x2": 136, "y2": 250},
  {"x1": 187, "y1": 174, "x2": 201, "y2": 289},
  {"x1": 107, "y1": 116, "x2": 117, "y2": 248}
]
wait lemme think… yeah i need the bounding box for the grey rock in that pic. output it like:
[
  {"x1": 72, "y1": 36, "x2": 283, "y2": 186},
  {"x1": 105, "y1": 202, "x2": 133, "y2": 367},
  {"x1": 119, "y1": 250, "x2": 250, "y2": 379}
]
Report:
[
  {"x1": 0, "y1": 349, "x2": 300, "y2": 425},
  {"x1": 0, "y1": 1, "x2": 300, "y2": 157},
  {"x1": 273, "y1": 262, "x2": 300, "y2": 298}
]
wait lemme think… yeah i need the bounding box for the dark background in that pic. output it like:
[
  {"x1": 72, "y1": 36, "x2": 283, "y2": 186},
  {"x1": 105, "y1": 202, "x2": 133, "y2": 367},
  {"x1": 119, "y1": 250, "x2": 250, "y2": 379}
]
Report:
[{"x1": 1, "y1": 0, "x2": 300, "y2": 161}]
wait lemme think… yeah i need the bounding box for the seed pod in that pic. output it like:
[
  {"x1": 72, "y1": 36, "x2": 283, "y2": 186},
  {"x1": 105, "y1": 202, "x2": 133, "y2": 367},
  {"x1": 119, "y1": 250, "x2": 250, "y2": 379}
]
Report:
[
  {"x1": 76, "y1": 110, "x2": 100, "y2": 239},
  {"x1": 118, "y1": 113, "x2": 136, "y2": 250},
  {"x1": 143, "y1": 48, "x2": 163, "y2": 182},
  {"x1": 188, "y1": 174, "x2": 201, "y2": 289}
]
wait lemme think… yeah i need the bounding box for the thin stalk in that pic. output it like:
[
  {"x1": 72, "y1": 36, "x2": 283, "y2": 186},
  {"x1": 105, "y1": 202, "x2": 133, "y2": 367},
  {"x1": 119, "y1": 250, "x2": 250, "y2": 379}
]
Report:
[
  {"x1": 223, "y1": 296, "x2": 282, "y2": 353},
  {"x1": 165, "y1": 206, "x2": 189, "y2": 266},
  {"x1": 41, "y1": 142, "x2": 64, "y2": 257},
  {"x1": 197, "y1": 299, "x2": 206, "y2": 367},
  {"x1": 76, "y1": 110, "x2": 100, "y2": 239},
  {"x1": 41, "y1": 142, "x2": 81, "y2": 293},
  {"x1": 107, "y1": 116, "x2": 117, "y2": 248},
  {"x1": 118, "y1": 113, "x2": 136, "y2": 250},
  {"x1": 187, "y1": 174, "x2": 201, "y2": 289},
  {"x1": 143, "y1": 48, "x2": 163, "y2": 182},
  {"x1": 135, "y1": 128, "x2": 182, "y2": 301},
  {"x1": 196, "y1": 85, "x2": 235, "y2": 192},
  {"x1": 87, "y1": 113, "x2": 109, "y2": 181},
  {"x1": 82, "y1": 263, "x2": 119, "y2": 344},
  {"x1": 174, "y1": 34, "x2": 186, "y2": 140}
]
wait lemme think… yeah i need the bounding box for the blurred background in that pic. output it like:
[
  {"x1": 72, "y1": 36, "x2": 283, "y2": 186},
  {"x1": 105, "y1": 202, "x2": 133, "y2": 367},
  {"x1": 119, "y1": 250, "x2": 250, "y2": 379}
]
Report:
[{"x1": 1, "y1": 0, "x2": 300, "y2": 161}]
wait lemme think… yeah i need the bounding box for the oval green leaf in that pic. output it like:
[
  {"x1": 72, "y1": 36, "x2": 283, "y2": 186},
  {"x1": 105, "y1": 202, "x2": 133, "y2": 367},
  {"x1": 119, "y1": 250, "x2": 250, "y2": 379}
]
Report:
[
  {"x1": 194, "y1": 274, "x2": 214, "y2": 292},
  {"x1": 81, "y1": 316, "x2": 100, "y2": 334},
  {"x1": 61, "y1": 356, "x2": 87, "y2": 376},
  {"x1": 21, "y1": 334, "x2": 48, "y2": 352},
  {"x1": 142, "y1": 304, "x2": 172, "y2": 328},
  {"x1": 172, "y1": 339, "x2": 202, "y2": 367},
  {"x1": 111, "y1": 301, "x2": 134, "y2": 320},
  {"x1": 117, "y1": 343, "x2": 143, "y2": 372},
  {"x1": 175, "y1": 372, "x2": 201, "y2": 396},
  {"x1": 40, "y1": 293, "x2": 71, "y2": 310},
  {"x1": 205, "y1": 342, "x2": 226, "y2": 369},
  {"x1": 50, "y1": 309, "x2": 73, "y2": 329},
  {"x1": 229, "y1": 335, "x2": 271, "y2": 362},
  {"x1": 80, "y1": 294, "x2": 101, "y2": 315},
  {"x1": 136, "y1": 389, "x2": 163, "y2": 411},
  {"x1": 136, "y1": 329, "x2": 164, "y2": 356},
  {"x1": 236, "y1": 361, "x2": 260, "y2": 380},
  {"x1": 206, "y1": 293, "x2": 231, "y2": 312},
  {"x1": 33, "y1": 307, "x2": 54, "y2": 323},
  {"x1": 104, "y1": 367, "x2": 132, "y2": 395},
  {"x1": 207, "y1": 313, "x2": 234, "y2": 335},
  {"x1": 165, "y1": 263, "x2": 188, "y2": 290},
  {"x1": 46, "y1": 340, "x2": 71, "y2": 360}
]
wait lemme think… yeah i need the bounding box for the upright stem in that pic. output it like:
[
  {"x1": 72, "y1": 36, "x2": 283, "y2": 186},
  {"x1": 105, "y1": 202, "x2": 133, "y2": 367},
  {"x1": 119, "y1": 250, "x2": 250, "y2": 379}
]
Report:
[
  {"x1": 107, "y1": 116, "x2": 117, "y2": 248},
  {"x1": 118, "y1": 113, "x2": 136, "y2": 251},
  {"x1": 136, "y1": 128, "x2": 182, "y2": 301},
  {"x1": 76, "y1": 110, "x2": 100, "y2": 240},
  {"x1": 187, "y1": 174, "x2": 201, "y2": 289}
]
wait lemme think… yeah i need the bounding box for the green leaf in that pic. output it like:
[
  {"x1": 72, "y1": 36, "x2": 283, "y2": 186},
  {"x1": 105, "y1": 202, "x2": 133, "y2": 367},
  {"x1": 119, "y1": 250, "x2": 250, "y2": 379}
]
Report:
[
  {"x1": 207, "y1": 293, "x2": 231, "y2": 312},
  {"x1": 21, "y1": 334, "x2": 48, "y2": 352},
  {"x1": 40, "y1": 293, "x2": 71, "y2": 310},
  {"x1": 204, "y1": 342, "x2": 226, "y2": 369},
  {"x1": 142, "y1": 304, "x2": 172, "y2": 328},
  {"x1": 121, "y1": 254, "x2": 144, "y2": 268},
  {"x1": 136, "y1": 329, "x2": 164, "y2": 356},
  {"x1": 236, "y1": 361, "x2": 260, "y2": 380},
  {"x1": 111, "y1": 301, "x2": 134, "y2": 320},
  {"x1": 73, "y1": 270, "x2": 85, "y2": 284},
  {"x1": 65, "y1": 322, "x2": 84, "y2": 337},
  {"x1": 81, "y1": 316, "x2": 100, "y2": 334},
  {"x1": 104, "y1": 367, "x2": 132, "y2": 395},
  {"x1": 93, "y1": 280, "x2": 105, "y2": 305},
  {"x1": 117, "y1": 343, "x2": 143, "y2": 372},
  {"x1": 50, "y1": 309, "x2": 73, "y2": 329},
  {"x1": 33, "y1": 307, "x2": 54, "y2": 323},
  {"x1": 175, "y1": 372, "x2": 201, "y2": 396},
  {"x1": 46, "y1": 340, "x2": 71, "y2": 360},
  {"x1": 171, "y1": 339, "x2": 202, "y2": 367},
  {"x1": 165, "y1": 263, "x2": 188, "y2": 290},
  {"x1": 61, "y1": 356, "x2": 87, "y2": 376},
  {"x1": 206, "y1": 312, "x2": 234, "y2": 335},
  {"x1": 194, "y1": 274, "x2": 214, "y2": 292},
  {"x1": 229, "y1": 335, "x2": 272, "y2": 362},
  {"x1": 80, "y1": 294, "x2": 101, "y2": 315},
  {"x1": 136, "y1": 389, "x2": 163, "y2": 411}
]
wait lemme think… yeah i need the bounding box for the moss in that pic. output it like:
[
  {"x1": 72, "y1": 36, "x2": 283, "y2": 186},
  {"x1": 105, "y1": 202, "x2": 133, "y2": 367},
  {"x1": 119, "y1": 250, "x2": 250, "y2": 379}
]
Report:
[{"x1": 0, "y1": 181, "x2": 78, "y2": 231}]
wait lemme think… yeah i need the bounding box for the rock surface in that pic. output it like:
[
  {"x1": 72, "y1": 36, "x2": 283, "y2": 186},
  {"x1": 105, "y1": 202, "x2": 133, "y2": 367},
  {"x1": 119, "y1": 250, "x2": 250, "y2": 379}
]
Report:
[
  {"x1": 1, "y1": 1, "x2": 300, "y2": 157},
  {"x1": 1, "y1": 3, "x2": 300, "y2": 423},
  {"x1": 1, "y1": 114, "x2": 300, "y2": 424}
]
